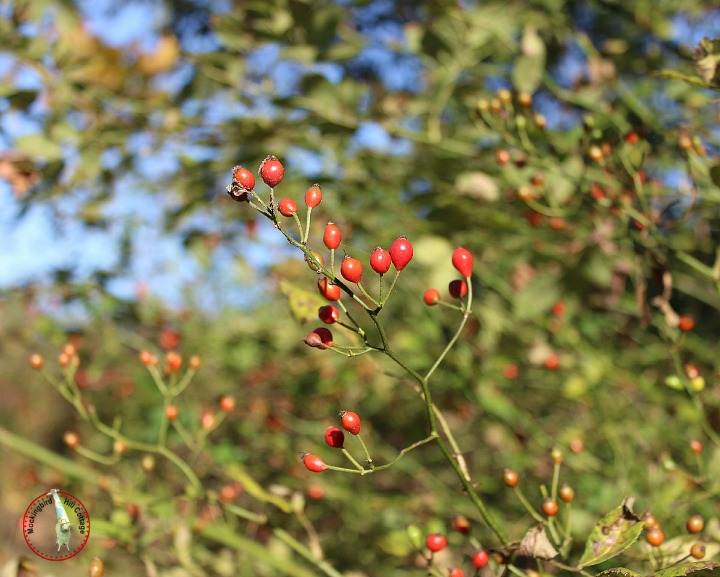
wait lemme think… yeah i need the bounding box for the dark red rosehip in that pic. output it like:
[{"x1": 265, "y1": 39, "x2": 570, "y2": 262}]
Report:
[
  {"x1": 423, "y1": 288, "x2": 440, "y2": 306},
  {"x1": 318, "y1": 278, "x2": 341, "y2": 301},
  {"x1": 305, "y1": 327, "x2": 333, "y2": 349},
  {"x1": 425, "y1": 533, "x2": 447, "y2": 552},
  {"x1": 323, "y1": 223, "x2": 342, "y2": 250},
  {"x1": 472, "y1": 549, "x2": 489, "y2": 568},
  {"x1": 341, "y1": 256, "x2": 363, "y2": 284},
  {"x1": 679, "y1": 315, "x2": 695, "y2": 332},
  {"x1": 259, "y1": 155, "x2": 284, "y2": 187},
  {"x1": 389, "y1": 236, "x2": 413, "y2": 271},
  {"x1": 339, "y1": 410, "x2": 361, "y2": 435},
  {"x1": 233, "y1": 166, "x2": 255, "y2": 190},
  {"x1": 302, "y1": 453, "x2": 327, "y2": 473},
  {"x1": 318, "y1": 305, "x2": 339, "y2": 324},
  {"x1": 369, "y1": 247, "x2": 391, "y2": 275},
  {"x1": 277, "y1": 197, "x2": 298, "y2": 217},
  {"x1": 452, "y1": 247, "x2": 474, "y2": 278},
  {"x1": 448, "y1": 279, "x2": 467, "y2": 299},
  {"x1": 324, "y1": 426, "x2": 345, "y2": 449},
  {"x1": 305, "y1": 184, "x2": 322, "y2": 208}
]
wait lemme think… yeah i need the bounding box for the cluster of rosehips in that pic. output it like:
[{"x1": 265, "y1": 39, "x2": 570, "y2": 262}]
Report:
[
  {"x1": 641, "y1": 511, "x2": 706, "y2": 558},
  {"x1": 423, "y1": 247, "x2": 474, "y2": 307},
  {"x1": 301, "y1": 410, "x2": 371, "y2": 474},
  {"x1": 228, "y1": 156, "x2": 422, "y2": 355},
  {"x1": 405, "y1": 526, "x2": 489, "y2": 577}
]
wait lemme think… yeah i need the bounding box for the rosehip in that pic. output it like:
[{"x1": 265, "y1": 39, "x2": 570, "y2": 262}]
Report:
[
  {"x1": 259, "y1": 155, "x2": 284, "y2": 187},
  {"x1": 496, "y1": 149, "x2": 510, "y2": 165},
  {"x1": 452, "y1": 247, "x2": 474, "y2": 278},
  {"x1": 305, "y1": 184, "x2": 322, "y2": 208},
  {"x1": 340, "y1": 256, "x2": 363, "y2": 283},
  {"x1": 29, "y1": 354, "x2": 43, "y2": 370},
  {"x1": 340, "y1": 410, "x2": 361, "y2": 435},
  {"x1": 318, "y1": 305, "x2": 339, "y2": 324},
  {"x1": 452, "y1": 514, "x2": 471, "y2": 535},
  {"x1": 305, "y1": 327, "x2": 333, "y2": 349},
  {"x1": 691, "y1": 543, "x2": 706, "y2": 559},
  {"x1": 201, "y1": 411, "x2": 215, "y2": 429},
  {"x1": 189, "y1": 355, "x2": 202, "y2": 370},
  {"x1": 88, "y1": 558, "x2": 105, "y2": 577},
  {"x1": 63, "y1": 431, "x2": 80, "y2": 449},
  {"x1": 645, "y1": 528, "x2": 664, "y2": 547},
  {"x1": 305, "y1": 251, "x2": 325, "y2": 272},
  {"x1": 559, "y1": 483, "x2": 574, "y2": 502},
  {"x1": 542, "y1": 498, "x2": 559, "y2": 517},
  {"x1": 389, "y1": 236, "x2": 413, "y2": 271},
  {"x1": 449, "y1": 279, "x2": 467, "y2": 299},
  {"x1": 324, "y1": 426, "x2": 345, "y2": 449},
  {"x1": 166, "y1": 352, "x2": 182, "y2": 372},
  {"x1": 166, "y1": 404, "x2": 179, "y2": 421},
  {"x1": 369, "y1": 247, "x2": 391, "y2": 275},
  {"x1": 318, "y1": 278, "x2": 341, "y2": 301},
  {"x1": 679, "y1": 315, "x2": 695, "y2": 332},
  {"x1": 689, "y1": 439, "x2": 703, "y2": 454},
  {"x1": 423, "y1": 288, "x2": 440, "y2": 306},
  {"x1": 503, "y1": 468, "x2": 519, "y2": 488},
  {"x1": 472, "y1": 549, "x2": 489, "y2": 568},
  {"x1": 425, "y1": 533, "x2": 447, "y2": 552},
  {"x1": 306, "y1": 483, "x2": 325, "y2": 500},
  {"x1": 219, "y1": 396, "x2": 236, "y2": 412},
  {"x1": 323, "y1": 223, "x2": 342, "y2": 250},
  {"x1": 277, "y1": 197, "x2": 298, "y2": 217},
  {"x1": 302, "y1": 453, "x2": 327, "y2": 473},
  {"x1": 233, "y1": 166, "x2": 255, "y2": 191},
  {"x1": 449, "y1": 568, "x2": 464, "y2": 577},
  {"x1": 544, "y1": 353, "x2": 560, "y2": 370},
  {"x1": 687, "y1": 515, "x2": 704, "y2": 534}
]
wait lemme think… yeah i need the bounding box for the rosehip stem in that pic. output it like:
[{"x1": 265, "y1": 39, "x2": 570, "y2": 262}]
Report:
[
  {"x1": 380, "y1": 269, "x2": 402, "y2": 306},
  {"x1": 174, "y1": 367, "x2": 197, "y2": 396},
  {"x1": 355, "y1": 433, "x2": 374, "y2": 469},
  {"x1": 513, "y1": 486, "x2": 545, "y2": 524},
  {"x1": 302, "y1": 207, "x2": 312, "y2": 244},
  {"x1": 220, "y1": 502, "x2": 268, "y2": 525},
  {"x1": 356, "y1": 282, "x2": 379, "y2": 307},
  {"x1": 75, "y1": 444, "x2": 120, "y2": 466},
  {"x1": 341, "y1": 448, "x2": 364, "y2": 471},
  {"x1": 324, "y1": 463, "x2": 367, "y2": 474},
  {"x1": 291, "y1": 211, "x2": 304, "y2": 241},
  {"x1": 551, "y1": 461, "x2": 561, "y2": 501}
]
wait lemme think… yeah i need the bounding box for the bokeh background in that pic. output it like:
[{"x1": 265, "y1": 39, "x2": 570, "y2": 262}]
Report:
[{"x1": 1, "y1": 1, "x2": 720, "y2": 576}]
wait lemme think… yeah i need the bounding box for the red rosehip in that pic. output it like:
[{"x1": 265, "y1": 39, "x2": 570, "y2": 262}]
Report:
[
  {"x1": 472, "y1": 549, "x2": 489, "y2": 568},
  {"x1": 544, "y1": 353, "x2": 560, "y2": 370},
  {"x1": 452, "y1": 247, "x2": 474, "y2": 278},
  {"x1": 201, "y1": 411, "x2": 215, "y2": 429},
  {"x1": 305, "y1": 327, "x2": 333, "y2": 349},
  {"x1": 306, "y1": 483, "x2": 325, "y2": 500},
  {"x1": 318, "y1": 278, "x2": 341, "y2": 301},
  {"x1": 29, "y1": 354, "x2": 43, "y2": 370},
  {"x1": 369, "y1": 247, "x2": 392, "y2": 274},
  {"x1": 233, "y1": 166, "x2": 255, "y2": 191},
  {"x1": 389, "y1": 236, "x2": 413, "y2": 271},
  {"x1": 302, "y1": 453, "x2": 327, "y2": 473},
  {"x1": 449, "y1": 279, "x2": 467, "y2": 299},
  {"x1": 318, "y1": 305, "x2": 339, "y2": 324},
  {"x1": 305, "y1": 184, "x2": 322, "y2": 208},
  {"x1": 323, "y1": 223, "x2": 342, "y2": 250},
  {"x1": 425, "y1": 533, "x2": 447, "y2": 552},
  {"x1": 496, "y1": 149, "x2": 510, "y2": 165},
  {"x1": 542, "y1": 498, "x2": 559, "y2": 517},
  {"x1": 277, "y1": 197, "x2": 298, "y2": 217},
  {"x1": 679, "y1": 315, "x2": 695, "y2": 332},
  {"x1": 449, "y1": 568, "x2": 464, "y2": 577},
  {"x1": 689, "y1": 439, "x2": 703, "y2": 454},
  {"x1": 219, "y1": 396, "x2": 236, "y2": 412},
  {"x1": 166, "y1": 404, "x2": 179, "y2": 421},
  {"x1": 324, "y1": 426, "x2": 345, "y2": 449},
  {"x1": 452, "y1": 514, "x2": 471, "y2": 535},
  {"x1": 340, "y1": 410, "x2": 361, "y2": 435},
  {"x1": 503, "y1": 363, "x2": 519, "y2": 379},
  {"x1": 551, "y1": 300, "x2": 566, "y2": 317},
  {"x1": 341, "y1": 256, "x2": 363, "y2": 283},
  {"x1": 166, "y1": 351, "x2": 182, "y2": 372},
  {"x1": 259, "y1": 155, "x2": 284, "y2": 187},
  {"x1": 503, "y1": 468, "x2": 519, "y2": 488},
  {"x1": 423, "y1": 288, "x2": 440, "y2": 306}
]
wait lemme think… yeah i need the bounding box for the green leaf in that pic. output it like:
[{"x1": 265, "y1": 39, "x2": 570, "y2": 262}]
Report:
[
  {"x1": 694, "y1": 37, "x2": 720, "y2": 86},
  {"x1": 512, "y1": 26, "x2": 546, "y2": 94},
  {"x1": 578, "y1": 497, "x2": 643, "y2": 567},
  {"x1": 14, "y1": 133, "x2": 64, "y2": 161},
  {"x1": 649, "y1": 562, "x2": 720, "y2": 577},
  {"x1": 279, "y1": 280, "x2": 327, "y2": 325},
  {"x1": 597, "y1": 568, "x2": 641, "y2": 577}
]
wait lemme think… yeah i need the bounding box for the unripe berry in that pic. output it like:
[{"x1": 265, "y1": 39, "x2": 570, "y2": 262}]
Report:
[
  {"x1": 423, "y1": 288, "x2": 441, "y2": 306},
  {"x1": 451, "y1": 514, "x2": 471, "y2": 535},
  {"x1": 542, "y1": 498, "x2": 559, "y2": 517},
  {"x1": 305, "y1": 184, "x2": 322, "y2": 208},
  {"x1": 201, "y1": 411, "x2": 215, "y2": 429},
  {"x1": 233, "y1": 166, "x2": 255, "y2": 191},
  {"x1": 88, "y1": 557, "x2": 105, "y2": 577},
  {"x1": 689, "y1": 439, "x2": 703, "y2": 454},
  {"x1": 305, "y1": 251, "x2": 325, "y2": 272},
  {"x1": 645, "y1": 528, "x2": 664, "y2": 547},
  {"x1": 559, "y1": 483, "x2": 574, "y2": 502},
  {"x1": 219, "y1": 396, "x2": 236, "y2": 412},
  {"x1": 389, "y1": 236, "x2": 413, "y2": 271},
  {"x1": 452, "y1": 247, "x2": 474, "y2": 278},
  {"x1": 369, "y1": 247, "x2": 392, "y2": 275},
  {"x1": 691, "y1": 543, "x2": 706, "y2": 559},
  {"x1": 302, "y1": 453, "x2": 327, "y2": 473},
  {"x1": 472, "y1": 549, "x2": 490, "y2": 568},
  {"x1": 63, "y1": 431, "x2": 80, "y2": 449},
  {"x1": 503, "y1": 468, "x2": 519, "y2": 488},
  {"x1": 687, "y1": 515, "x2": 704, "y2": 534},
  {"x1": 323, "y1": 223, "x2": 342, "y2": 250},
  {"x1": 550, "y1": 447, "x2": 563, "y2": 464},
  {"x1": 449, "y1": 279, "x2": 467, "y2": 299},
  {"x1": 425, "y1": 533, "x2": 447, "y2": 552},
  {"x1": 642, "y1": 512, "x2": 658, "y2": 530},
  {"x1": 188, "y1": 355, "x2": 201, "y2": 370},
  {"x1": 259, "y1": 155, "x2": 284, "y2": 187},
  {"x1": 318, "y1": 305, "x2": 339, "y2": 324},
  {"x1": 340, "y1": 410, "x2": 361, "y2": 435},
  {"x1": 324, "y1": 426, "x2": 345, "y2": 449},
  {"x1": 277, "y1": 197, "x2": 298, "y2": 217},
  {"x1": 340, "y1": 256, "x2": 363, "y2": 284}
]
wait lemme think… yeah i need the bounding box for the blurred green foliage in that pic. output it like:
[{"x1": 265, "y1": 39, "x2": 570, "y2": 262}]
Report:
[{"x1": 2, "y1": 1, "x2": 720, "y2": 576}]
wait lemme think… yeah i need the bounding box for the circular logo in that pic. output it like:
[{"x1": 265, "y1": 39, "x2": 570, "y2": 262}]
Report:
[{"x1": 23, "y1": 490, "x2": 91, "y2": 560}]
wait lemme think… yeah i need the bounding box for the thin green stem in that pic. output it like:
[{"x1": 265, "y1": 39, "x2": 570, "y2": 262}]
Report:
[
  {"x1": 551, "y1": 462, "x2": 560, "y2": 501},
  {"x1": 341, "y1": 448, "x2": 364, "y2": 471},
  {"x1": 303, "y1": 207, "x2": 313, "y2": 244},
  {"x1": 75, "y1": 445, "x2": 119, "y2": 466},
  {"x1": 355, "y1": 433, "x2": 374, "y2": 468},
  {"x1": 513, "y1": 486, "x2": 545, "y2": 523},
  {"x1": 221, "y1": 502, "x2": 268, "y2": 525}
]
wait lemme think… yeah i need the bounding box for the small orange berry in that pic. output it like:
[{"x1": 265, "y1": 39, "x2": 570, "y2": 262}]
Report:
[
  {"x1": 503, "y1": 468, "x2": 519, "y2": 488},
  {"x1": 201, "y1": 411, "x2": 215, "y2": 430},
  {"x1": 559, "y1": 483, "x2": 574, "y2": 502},
  {"x1": 687, "y1": 515, "x2": 704, "y2": 534},
  {"x1": 689, "y1": 439, "x2": 703, "y2": 454},
  {"x1": 166, "y1": 352, "x2": 182, "y2": 372},
  {"x1": 690, "y1": 543, "x2": 706, "y2": 559},
  {"x1": 645, "y1": 527, "x2": 664, "y2": 547},
  {"x1": 63, "y1": 431, "x2": 80, "y2": 449},
  {"x1": 166, "y1": 405, "x2": 179, "y2": 421},
  {"x1": 542, "y1": 498, "x2": 559, "y2": 517},
  {"x1": 29, "y1": 354, "x2": 44, "y2": 370},
  {"x1": 642, "y1": 513, "x2": 658, "y2": 530},
  {"x1": 189, "y1": 355, "x2": 202, "y2": 370},
  {"x1": 219, "y1": 396, "x2": 236, "y2": 412},
  {"x1": 113, "y1": 439, "x2": 128, "y2": 455}
]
